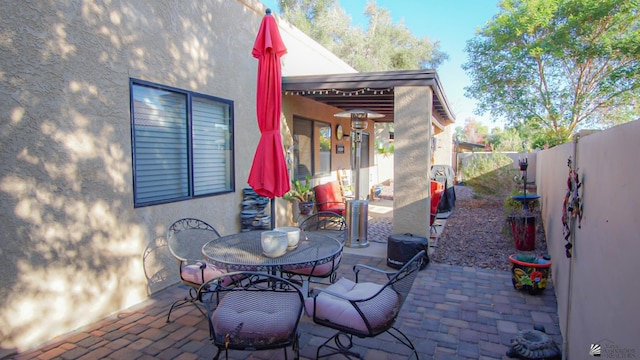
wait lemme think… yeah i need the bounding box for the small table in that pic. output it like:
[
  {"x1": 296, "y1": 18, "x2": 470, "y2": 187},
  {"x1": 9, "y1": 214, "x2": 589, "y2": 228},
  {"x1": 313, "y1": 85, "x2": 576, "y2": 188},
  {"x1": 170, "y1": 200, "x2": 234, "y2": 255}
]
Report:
[{"x1": 202, "y1": 231, "x2": 342, "y2": 273}]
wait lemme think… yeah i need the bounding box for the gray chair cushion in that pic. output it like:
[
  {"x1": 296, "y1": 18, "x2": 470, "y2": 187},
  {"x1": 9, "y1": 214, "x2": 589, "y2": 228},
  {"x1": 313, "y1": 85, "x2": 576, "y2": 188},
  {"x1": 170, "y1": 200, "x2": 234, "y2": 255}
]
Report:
[{"x1": 213, "y1": 291, "x2": 300, "y2": 346}]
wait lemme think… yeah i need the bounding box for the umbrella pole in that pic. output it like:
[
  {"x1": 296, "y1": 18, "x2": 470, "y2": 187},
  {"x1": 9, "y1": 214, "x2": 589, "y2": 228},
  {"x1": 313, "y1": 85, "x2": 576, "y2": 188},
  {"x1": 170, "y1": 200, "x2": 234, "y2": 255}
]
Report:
[{"x1": 270, "y1": 198, "x2": 275, "y2": 229}]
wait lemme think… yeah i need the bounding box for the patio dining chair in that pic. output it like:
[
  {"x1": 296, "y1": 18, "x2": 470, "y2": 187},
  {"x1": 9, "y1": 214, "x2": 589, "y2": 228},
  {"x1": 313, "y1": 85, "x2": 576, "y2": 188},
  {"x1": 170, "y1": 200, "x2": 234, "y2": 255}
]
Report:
[
  {"x1": 430, "y1": 181, "x2": 445, "y2": 234},
  {"x1": 281, "y1": 212, "x2": 346, "y2": 295},
  {"x1": 197, "y1": 271, "x2": 305, "y2": 360},
  {"x1": 314, "y1": 181, "x2": 346, "y2": 215},
  {"x1": 306, "y1": 250, "x2": 425, "y2": 359},
  {"x1": 142, "y1": 237, "x2": 174, "y2": 295},
  {"x1": 166, "y1": 218, "x2": 233, "y2": 323},
  {"x1": 298, "y1": 211, "x2": 347, "y2": 243}
]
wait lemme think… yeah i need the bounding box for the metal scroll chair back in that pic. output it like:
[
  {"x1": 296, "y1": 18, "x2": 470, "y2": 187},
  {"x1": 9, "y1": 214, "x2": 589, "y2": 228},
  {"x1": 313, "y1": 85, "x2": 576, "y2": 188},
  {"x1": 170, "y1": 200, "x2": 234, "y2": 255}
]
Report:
[
  {"x1": 167, "y1": 218, "x2": 221, "y2": 264},
  {"x1": 198, "y1": 272, "x2": 305, "y2": 360},
  {"x1": 310, "y1": 250, "x2": 425, "y2": 359},
  {"x1": 281, "y1": 216, "x2": 346, "y2": 295},
  {"x1": 299, "y1": 211, "x2": 347, "y2": 244},
  {"x1": 166, "y1": 218, "x2": 222, "y2": 323},
  {"x1": 142, "y1": 237, "x2": 174, "y2": 295}
]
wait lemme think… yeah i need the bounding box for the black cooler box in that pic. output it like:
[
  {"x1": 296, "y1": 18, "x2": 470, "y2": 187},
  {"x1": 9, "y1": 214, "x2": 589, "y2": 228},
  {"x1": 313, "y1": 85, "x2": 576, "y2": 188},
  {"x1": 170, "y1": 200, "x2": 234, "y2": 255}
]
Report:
[{"x1": 387, "y1": 233, "x2": 429, "y2": 270}]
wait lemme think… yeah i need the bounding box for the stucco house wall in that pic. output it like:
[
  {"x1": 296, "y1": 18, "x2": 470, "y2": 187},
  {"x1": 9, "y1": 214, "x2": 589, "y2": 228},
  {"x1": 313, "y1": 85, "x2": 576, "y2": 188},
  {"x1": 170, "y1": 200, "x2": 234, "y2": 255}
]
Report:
[
  {"x1": 0, "y1": 0, "x2": 354, "y2": 351},
  {"x1": 393, "y1": 86, "x2": 433, "y2": 236},
  {"x1": 433, "y1": 115, "x2": 454, "y2": 167}
]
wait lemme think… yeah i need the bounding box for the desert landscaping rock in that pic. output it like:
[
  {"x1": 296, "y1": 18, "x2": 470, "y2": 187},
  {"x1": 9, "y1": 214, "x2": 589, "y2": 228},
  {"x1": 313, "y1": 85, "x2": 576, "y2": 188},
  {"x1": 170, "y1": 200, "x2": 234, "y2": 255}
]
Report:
[
  {"x1": 367, "y1": 184, "x2": 548, "y2": 271},
  {"x1": 430, "y1": 185, "x2": 548, "y2": 271}
]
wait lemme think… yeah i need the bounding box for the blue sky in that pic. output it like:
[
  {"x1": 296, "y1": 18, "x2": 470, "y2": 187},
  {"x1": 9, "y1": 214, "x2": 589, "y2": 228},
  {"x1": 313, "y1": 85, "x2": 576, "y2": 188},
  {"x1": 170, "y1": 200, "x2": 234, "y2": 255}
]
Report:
[{"x1": 261, "y1": 0, "x2": 504, "y2": 129}]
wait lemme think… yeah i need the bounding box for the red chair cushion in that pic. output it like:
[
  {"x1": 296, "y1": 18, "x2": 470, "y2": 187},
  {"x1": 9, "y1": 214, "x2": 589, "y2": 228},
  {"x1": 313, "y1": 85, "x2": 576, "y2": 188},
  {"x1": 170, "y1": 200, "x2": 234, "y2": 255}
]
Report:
[
  {"x1": 314, "y1": 182, "x2": 345, "y2": 215},
  {"x1": 324, "y1": 205, "x2": 346, "y2": 215},
  {"x1": 430, "y1": 180, "x2": 444, "y2": 194},
  {"x1": 430, "y1": 190, "x2": 444, "y2": 225}
]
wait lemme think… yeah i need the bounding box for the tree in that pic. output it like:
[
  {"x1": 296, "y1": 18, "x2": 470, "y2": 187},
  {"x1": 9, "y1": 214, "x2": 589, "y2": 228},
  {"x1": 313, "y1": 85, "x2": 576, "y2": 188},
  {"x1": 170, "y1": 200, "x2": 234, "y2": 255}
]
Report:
[
  {"x1": 276, "y1": 0, "x2": 448, "y2": 71},
  {"x1": 485, "y1": 127, "x2": 524, "y2": 151},
  {"x1": 464, "y1": 0, "x2": 640, "y2": 145},
  {"x1": 457, "y1": 118, "x2": 489, "y2": 144}
]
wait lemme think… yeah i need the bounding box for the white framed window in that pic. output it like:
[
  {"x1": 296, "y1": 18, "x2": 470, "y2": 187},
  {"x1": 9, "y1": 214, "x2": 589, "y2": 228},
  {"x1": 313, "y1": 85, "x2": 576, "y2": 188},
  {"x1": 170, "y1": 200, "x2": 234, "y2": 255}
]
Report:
[{"x1": 130, "y1": 79, "x2": 234, "y2": 207}]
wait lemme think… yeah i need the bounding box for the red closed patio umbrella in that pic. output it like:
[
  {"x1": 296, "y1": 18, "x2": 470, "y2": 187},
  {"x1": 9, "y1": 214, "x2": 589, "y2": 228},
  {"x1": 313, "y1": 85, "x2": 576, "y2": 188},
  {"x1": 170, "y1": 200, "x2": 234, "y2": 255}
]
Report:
[{"x1": 247, "y1": 9, "x2": 290, "y2": 198}]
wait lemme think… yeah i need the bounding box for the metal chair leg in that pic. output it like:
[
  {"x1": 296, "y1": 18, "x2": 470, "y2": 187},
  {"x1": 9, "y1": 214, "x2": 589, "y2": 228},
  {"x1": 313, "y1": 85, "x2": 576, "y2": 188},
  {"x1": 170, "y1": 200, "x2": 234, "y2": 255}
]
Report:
[
  {"x1": 387, "y1": 326, "x2": 419, "y2": 360},
  {"x1": 166, "y1": 287, "x2": 207, "y2": 323},
  {"x1": 316, "y1": 331, "x2": 362, "y2": 359}
]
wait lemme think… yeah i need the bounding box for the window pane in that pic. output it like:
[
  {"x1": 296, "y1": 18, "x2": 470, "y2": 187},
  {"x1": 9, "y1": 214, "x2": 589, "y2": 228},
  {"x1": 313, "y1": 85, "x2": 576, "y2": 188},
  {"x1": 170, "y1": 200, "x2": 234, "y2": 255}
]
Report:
[
  {"x1": 360, "y1": 132, "x2": 370, "y2": 168},
  {"x1": 293, "y1": 117, "x2": 332, "y2": 179},
  {"x1": 132, "y1": 84, "x2": 188, "y2": 205},
  {"x1": 293, "y1": 119, "x2": 312, "y2": 179},
  {"x1": 316, "y1": 122, "x2": 331, "y2": 175},
  {"x1": 131, "y1": 79, "x2": 235, "y2": 207},
  {"x1": 192, "y1": 97, "x2": 233, "y2": 195}
]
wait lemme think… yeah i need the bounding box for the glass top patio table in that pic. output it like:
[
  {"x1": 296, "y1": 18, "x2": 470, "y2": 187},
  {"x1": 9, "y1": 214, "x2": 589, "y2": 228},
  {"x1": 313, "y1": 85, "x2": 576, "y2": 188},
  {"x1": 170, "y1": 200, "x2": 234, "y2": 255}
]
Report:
[{"x1": 202, "y1": 231, "x2": 342, "y2": 272}]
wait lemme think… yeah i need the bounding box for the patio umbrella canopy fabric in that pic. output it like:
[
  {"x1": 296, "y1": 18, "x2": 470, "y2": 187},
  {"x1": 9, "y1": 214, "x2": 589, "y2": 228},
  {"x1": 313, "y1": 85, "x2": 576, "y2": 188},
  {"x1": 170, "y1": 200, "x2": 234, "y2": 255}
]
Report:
[{"x1": 247, "y1": 9, "x2": 290, "y2": 198}]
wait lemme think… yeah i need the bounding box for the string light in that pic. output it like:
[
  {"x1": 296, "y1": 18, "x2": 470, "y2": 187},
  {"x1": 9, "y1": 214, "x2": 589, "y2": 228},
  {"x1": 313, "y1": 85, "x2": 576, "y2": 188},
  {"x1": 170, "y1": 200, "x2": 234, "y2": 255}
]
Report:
[{"x1": 284, "y1": 88, "x2": 393, "y2": 96}]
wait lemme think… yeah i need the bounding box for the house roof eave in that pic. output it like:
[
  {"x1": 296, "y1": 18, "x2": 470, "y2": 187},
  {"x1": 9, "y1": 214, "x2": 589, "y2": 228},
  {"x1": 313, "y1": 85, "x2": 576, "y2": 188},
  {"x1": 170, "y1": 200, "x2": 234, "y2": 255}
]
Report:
[{"x1": 282, "y1": 69, "x2": 456, "y2": 124}]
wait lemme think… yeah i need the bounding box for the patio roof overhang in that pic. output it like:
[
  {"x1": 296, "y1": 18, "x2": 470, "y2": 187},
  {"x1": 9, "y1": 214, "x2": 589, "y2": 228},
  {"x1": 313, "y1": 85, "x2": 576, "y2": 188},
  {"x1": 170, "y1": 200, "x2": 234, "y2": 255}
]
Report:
[{"x1": 282, "y1": 69, "x2": 456, "y2": 125}]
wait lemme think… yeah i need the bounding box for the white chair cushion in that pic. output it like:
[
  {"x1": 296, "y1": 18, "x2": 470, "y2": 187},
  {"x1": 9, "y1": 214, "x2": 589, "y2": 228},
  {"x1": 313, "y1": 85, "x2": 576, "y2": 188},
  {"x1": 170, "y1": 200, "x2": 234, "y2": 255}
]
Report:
[
  {"x1": 305, "y1": 277, "x2": 400, "y2": 333},
  {"x1": 181, "y1": 262, "x2": 233, "y2": 286},
  {"x1": 212, "y1": 291, "x2": 299, "y2": 344}
]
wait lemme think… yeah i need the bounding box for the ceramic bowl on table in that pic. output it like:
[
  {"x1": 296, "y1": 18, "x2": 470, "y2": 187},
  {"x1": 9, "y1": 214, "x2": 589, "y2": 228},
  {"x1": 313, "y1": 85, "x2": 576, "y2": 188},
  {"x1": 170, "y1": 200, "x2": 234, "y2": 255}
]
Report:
[
  {"x1": 260, "y1": 230, "x2": 288, "y2": 257},
  {"x1": 274, "y1": 226, "x2": 301, "y2": 250}
]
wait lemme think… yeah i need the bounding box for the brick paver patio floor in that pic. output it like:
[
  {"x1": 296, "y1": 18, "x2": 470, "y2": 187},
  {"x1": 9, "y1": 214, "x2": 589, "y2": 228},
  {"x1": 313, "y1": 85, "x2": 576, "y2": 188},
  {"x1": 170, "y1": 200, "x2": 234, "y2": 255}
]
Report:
[{"x1": 10, "y1": 252, "x2": 562, "y2": 360}]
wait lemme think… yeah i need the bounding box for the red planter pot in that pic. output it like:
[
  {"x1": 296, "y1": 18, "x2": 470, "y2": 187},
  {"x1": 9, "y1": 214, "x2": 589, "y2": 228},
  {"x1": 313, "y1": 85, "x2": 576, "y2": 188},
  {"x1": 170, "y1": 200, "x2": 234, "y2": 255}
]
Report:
[
  {"x1": 509, "y1": 254, "x2": 551, "y2": 295},
  {"x1": 509, "y1": 215, "x2": 536, "y2": 251}
]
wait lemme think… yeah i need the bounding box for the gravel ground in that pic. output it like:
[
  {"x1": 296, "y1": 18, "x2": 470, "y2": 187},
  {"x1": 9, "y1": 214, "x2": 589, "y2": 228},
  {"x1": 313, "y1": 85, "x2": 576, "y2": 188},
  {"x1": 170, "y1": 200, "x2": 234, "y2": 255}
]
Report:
[{"x1": 430, "y1": 185, "x2": 548, "y2": 271}]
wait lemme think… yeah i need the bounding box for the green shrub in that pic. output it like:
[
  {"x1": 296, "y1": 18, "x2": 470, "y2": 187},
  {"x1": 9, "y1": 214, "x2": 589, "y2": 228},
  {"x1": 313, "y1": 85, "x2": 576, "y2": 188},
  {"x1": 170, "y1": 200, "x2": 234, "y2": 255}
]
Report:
[
  {"x1": 461, "y1": 153, "x2": 518, "y2": 198},
  {"x1": 376, "y1": 142, "x2": 394, "y2": 155},
  {"x1": 504, "y1": 188, "x2": 540, "y2": 216}
]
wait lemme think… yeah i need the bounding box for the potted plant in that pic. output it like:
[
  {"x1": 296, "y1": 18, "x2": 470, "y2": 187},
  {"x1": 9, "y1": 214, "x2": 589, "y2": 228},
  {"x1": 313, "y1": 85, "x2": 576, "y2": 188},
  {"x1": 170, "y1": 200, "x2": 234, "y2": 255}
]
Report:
[
  {"x1": 283, "y1": 174, "x2": 315, "y2": 215},
  {"x1": 504, "y1": 180, "x2": 540, "y2": 251},
  {"x1": 508, "y1": 254, "x2": 551, "y2": 295}
]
